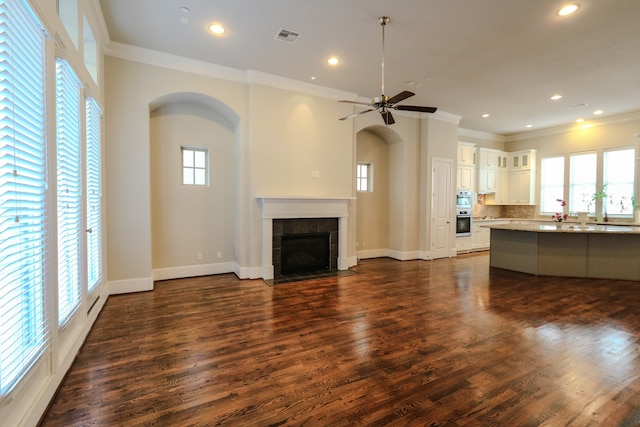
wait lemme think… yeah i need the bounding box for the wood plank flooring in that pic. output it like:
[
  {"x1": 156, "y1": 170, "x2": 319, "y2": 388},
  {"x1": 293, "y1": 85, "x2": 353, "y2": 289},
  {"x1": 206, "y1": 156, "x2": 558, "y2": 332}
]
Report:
[{"x1": 40, "y1": 254, "x2": 640, "y2": 426}]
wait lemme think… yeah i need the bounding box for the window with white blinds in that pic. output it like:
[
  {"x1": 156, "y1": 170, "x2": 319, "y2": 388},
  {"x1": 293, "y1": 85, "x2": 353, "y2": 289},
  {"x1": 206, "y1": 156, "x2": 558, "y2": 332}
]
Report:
[
  {"x1": 0, "y1": 0, "x2": 49, "y2": 397},
  {"x1": 56, "y1": 58, "x2": 82, "y2": 326},
  {"x1": 85, "y1": 97, "x2": 102, "y2": 293}
]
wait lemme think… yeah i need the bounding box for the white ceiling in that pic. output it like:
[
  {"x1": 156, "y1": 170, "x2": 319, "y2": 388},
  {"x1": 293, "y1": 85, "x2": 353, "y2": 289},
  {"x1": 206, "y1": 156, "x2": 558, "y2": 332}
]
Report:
[{"x1": 98, "y1": 0, "x2": 640, "y2": 136}]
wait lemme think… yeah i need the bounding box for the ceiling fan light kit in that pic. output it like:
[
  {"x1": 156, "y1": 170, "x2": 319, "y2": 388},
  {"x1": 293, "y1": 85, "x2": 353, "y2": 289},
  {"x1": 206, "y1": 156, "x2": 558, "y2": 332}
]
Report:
[{"x1": 339, "y1": 16, "x2": 437, "y2": 125}]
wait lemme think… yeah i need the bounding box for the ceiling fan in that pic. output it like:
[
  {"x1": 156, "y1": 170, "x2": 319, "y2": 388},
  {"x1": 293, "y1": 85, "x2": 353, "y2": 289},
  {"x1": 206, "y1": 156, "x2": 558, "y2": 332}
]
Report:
[{"x1": 339, "y1": 16, "x2": 437, "y2": 126}]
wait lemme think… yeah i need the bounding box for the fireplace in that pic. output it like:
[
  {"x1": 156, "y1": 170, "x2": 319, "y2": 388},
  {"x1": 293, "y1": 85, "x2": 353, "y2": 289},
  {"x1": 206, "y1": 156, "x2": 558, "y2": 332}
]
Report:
[
  {"x1": 257, "y1": 196, "x2": 355, "y2": 280},
  {"x1": 273, "y1": 218, "x2": 338, "y2": 277}
]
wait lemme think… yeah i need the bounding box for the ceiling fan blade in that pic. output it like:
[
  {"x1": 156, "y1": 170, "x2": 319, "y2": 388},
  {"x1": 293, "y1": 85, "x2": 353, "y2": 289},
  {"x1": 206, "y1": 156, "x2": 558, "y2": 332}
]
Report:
[
  {"x1": 380, "y1": 110, "x2": 395, "y2": 125},
  {"x1": 395, "y1": 105, "x2": 438, "y2": 114},
  {"x1": 386, "y1": 90, "x2": 415, "y2": 105},
  {"x1": 339, "y1": 109, "x2": 376, "y2": 121},
  {"x1": 339, "y1": 100, "x2": 375, "y2": 106}
]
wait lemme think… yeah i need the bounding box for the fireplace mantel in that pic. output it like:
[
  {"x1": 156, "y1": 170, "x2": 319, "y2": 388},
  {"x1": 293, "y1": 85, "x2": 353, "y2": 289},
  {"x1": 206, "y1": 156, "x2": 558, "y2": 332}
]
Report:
[{"x1": 256, "y1": 196, "x2": 354, "y2": 279}]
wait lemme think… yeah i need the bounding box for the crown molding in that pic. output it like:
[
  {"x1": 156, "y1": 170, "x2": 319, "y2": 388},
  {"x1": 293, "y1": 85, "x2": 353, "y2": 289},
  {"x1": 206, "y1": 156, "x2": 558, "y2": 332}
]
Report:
[
  {"x1": 430, "y1": 110, "x2": 461, "y2": 125},
  {"x1": 106, "y1": 41, "x2": 247, "y2": 83},
  {"x1": 458, "y1": 127, "x2": 505, "y2": 143},
  {"x1": 245, "y1": 70, "x2": 356, "y2": 101},
  {"x1": 506, "y1": 110, "x2": 640, "y2": 142},
  {"x1": 105, "y1": 42, "x2": 358, "y2": 101}
]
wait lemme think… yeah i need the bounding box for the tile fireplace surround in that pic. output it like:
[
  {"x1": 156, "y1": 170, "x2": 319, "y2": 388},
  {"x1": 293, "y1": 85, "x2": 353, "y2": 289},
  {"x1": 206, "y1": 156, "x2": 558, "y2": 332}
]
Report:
[{"x1": 257, "y1": 196, "x2": 354, "y2": 280}]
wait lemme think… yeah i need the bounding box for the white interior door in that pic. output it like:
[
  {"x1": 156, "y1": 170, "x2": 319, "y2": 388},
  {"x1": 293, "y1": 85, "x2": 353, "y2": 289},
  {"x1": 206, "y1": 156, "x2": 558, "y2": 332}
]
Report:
[{"x1": 431, "y1": 158, "x2": 453, "y2": 259}]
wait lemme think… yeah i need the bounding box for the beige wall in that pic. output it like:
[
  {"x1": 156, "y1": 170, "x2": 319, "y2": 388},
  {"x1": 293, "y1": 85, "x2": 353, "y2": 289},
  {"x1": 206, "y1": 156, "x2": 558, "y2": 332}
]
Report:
[
  {"x1": 150, "y1": 101, "x2": 237, "y2": 268},
  {"x1": 356, "y1": 129, "x2": 390, "y2": 252},
  {"x1": 105, "y1": 57, "x2": 247, "y2": 285},
  {"x1": 105, "y1": 57, "x2": 359, "y2": 283}
]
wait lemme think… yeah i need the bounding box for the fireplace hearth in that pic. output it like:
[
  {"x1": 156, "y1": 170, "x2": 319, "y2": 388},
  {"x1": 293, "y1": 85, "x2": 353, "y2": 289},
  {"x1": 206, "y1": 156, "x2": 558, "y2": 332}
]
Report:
[{"x1": 272, "y1": 218, "x2": 338, "y2": 278}]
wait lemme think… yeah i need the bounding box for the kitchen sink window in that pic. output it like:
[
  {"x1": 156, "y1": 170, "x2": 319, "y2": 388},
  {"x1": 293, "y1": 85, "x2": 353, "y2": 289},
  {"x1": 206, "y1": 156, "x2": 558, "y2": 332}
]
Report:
[
  {"x1": 569, "y1": 152, "x2": 597, "y2": 213},
  {"x1": 603, "y1": 148, "x2": 635, "y2": 216},
  {"x1": 540, "y1": 156, "x2": 564, "y2": 213}
]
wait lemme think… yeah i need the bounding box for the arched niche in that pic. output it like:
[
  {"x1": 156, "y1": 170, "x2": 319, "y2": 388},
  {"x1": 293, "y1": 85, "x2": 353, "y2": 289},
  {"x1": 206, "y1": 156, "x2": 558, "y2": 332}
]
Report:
[
  {"x1": 148, "y1": 92, "x2": 240, "y2": 278},
  {"x1": 355, "y1": 124, "x2": 406, "y2": 257}
]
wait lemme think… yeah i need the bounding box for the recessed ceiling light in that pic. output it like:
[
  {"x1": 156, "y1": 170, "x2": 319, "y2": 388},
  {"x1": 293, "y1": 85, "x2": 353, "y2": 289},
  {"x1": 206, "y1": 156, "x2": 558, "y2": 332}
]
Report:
[
  {"x1": 526, "y1": 124, "x2": 533, "y2": 128},
  {"x1": 327, "y1": 57, "x2": 340, "y2": 66},
  {"x1": 593, "y1": 109, "x2": 603, "y2": 115},
  {"x1": 208, "y1": 24, "x2": 225, "y2": 35},
  {"x1": 576, "y1": 118, "x2": 584, "y2": 123},
  {"x1": 558, "y1": 4, "x2": 580, "y2": 16},
  {"x1": 550, "y1": 94, "x2": 562, "y2": 101},
  {"x1": 310, "y1": 76, "x2": 316, "y2": 80},
  {"x1": 482, "y1": 114, "x2": 490, "y2": 118}
]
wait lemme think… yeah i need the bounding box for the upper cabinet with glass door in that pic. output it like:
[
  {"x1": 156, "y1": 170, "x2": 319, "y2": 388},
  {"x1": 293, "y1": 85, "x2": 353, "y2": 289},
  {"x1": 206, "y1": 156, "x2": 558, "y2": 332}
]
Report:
[{"x1": 509, "y1": 150, "x2": 537, "y2": 171}]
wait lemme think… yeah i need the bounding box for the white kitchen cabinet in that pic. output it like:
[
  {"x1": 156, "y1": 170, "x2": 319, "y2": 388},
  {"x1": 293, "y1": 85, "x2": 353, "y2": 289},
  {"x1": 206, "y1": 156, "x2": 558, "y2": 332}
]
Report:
[
  {"x1": 509, "y1": 149, "x2": 537, "y2": 171},
  {"x1": 494, "y1": 171, "x2": 510, "y2": 204},
  {"x1": 478, "y1": 168, "x2": 497, "y2": 193},
  {"x1": 457, "y1": 165, "x2": 475, "y2": 190},
  {"x1": 458, "y1": 143, "x2": 476, "y2": 166},
  {"x1": 478, "y1": 148, "x2": 501, "y2": 169},
  {"x1": 508, "y1": 169, "x2": 536, "y2": 204},
  {"x1": 471, "y1": 223, "x2": 491, "y2": 251},
  {"x1": 456, "y1": 235, "x2": 472, "y2": 253}
]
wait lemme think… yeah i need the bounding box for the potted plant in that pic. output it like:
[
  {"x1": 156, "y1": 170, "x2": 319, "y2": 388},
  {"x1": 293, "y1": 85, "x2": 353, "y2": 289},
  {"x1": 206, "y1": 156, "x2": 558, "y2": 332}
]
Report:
[{"x1": 592, "y1": 184, "x2": 608, "y2": 222}]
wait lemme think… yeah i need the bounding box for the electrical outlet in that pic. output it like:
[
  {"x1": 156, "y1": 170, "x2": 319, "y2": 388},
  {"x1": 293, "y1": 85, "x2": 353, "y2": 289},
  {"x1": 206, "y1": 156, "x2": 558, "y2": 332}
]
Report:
[
  {"x1": 356, "y1": 242, "x2": 360, "y2": 248},
  {"x1": 196, "y1": 253, "x2": 202, "y2": 261},
  {"x1": 217, "y1": 251, "x2": 222, "y2": 258}
]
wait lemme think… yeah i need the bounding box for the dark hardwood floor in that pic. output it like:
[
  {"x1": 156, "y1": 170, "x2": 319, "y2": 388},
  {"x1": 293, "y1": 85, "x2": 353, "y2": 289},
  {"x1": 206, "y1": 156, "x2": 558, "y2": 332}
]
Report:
[{"x1": 40, "y1": 253, "x2": 640, "y2": 426}]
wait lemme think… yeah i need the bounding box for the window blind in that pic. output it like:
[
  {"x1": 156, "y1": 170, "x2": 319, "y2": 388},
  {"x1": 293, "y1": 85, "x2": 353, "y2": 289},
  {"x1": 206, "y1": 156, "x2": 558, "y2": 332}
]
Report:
[
  {"x1": 85, "y1": 97, "x2": 101, "y2": 293},
  {"x1": 55, "y1": 58, "x2": 82, "y2": 326},
  {"x1": 0, "y1": 0, "x2": 49, "y2": 397}
]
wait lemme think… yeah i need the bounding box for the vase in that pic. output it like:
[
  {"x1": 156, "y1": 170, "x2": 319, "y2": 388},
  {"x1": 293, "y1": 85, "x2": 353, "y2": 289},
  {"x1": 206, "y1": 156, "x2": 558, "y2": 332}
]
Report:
[{"x1": 577, "y1": 211, "x2": 589, "y2": 228}]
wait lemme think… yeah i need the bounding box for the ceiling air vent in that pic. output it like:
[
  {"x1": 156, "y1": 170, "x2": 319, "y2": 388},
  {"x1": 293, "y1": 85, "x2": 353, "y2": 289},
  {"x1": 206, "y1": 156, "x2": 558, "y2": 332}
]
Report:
[{"x1": 275, "y1": 28, "x2": 301, "y2": 44}]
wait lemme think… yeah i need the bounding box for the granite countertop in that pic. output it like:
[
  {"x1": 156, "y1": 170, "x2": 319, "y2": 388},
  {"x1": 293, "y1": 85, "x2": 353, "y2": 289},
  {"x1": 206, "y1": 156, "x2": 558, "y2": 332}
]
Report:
[{"x1": 483, "y1": 222, "x2": 640, "y2": 234}]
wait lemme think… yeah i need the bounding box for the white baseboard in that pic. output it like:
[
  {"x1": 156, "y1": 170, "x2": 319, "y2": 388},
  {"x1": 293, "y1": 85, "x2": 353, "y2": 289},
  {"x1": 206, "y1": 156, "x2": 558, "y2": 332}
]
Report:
[
  {"x1": 357, "y1": 248, "x2": 423, "y2": 261},
  {"x1": 152, "y1": 262, "x2": 236, "y2": 282},
  {"x1": 387, "y1": 249, "x2": 420, "y2": 261},
  {"x1": 108, "y1": 277, "x2": 154, "y2": 295},
  {"x1": 357, "y1": 248, "x2": 389, "y2": 259}
]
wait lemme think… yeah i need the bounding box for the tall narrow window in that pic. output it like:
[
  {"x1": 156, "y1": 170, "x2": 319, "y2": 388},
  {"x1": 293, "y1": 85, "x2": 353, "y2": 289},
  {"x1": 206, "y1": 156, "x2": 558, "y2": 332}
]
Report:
[
  {"x1": 56, "y1": 58, "x2": 82, "y2": 326},
  {"x1": 603, "y1": 148, "x2": 635, "y2": 215},
  {"x1": 569, "y1": 152, "x2": 597, "y2": 213},
  {"x1": 356, "y1": 163, "x2": 372, "y2": 192},
  {"x1": 540, "y1": 156, "x2": 564, "y2": 212},
  {"x1": 0, "y1": 0, "x2": 49, "y2": 397},
  {"x1": 85, "y1": 97, "x2": 102, "y2": 293},
  {"x1": 182, "y1": 147, "x2": 207, "y2": 186}
]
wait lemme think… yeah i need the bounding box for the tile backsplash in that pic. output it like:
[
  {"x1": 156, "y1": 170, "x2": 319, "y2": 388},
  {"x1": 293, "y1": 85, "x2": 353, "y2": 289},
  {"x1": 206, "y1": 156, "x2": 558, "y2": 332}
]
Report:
[{"x1": 472, "y1": 200, "x2": 537, "y2": 219}]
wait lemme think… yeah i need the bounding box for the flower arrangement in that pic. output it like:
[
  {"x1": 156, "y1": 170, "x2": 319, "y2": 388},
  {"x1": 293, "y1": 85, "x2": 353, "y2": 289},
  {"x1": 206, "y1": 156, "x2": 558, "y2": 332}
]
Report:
[{"x1": 552, "y1": 199, "x2": 568, "y2": 222}]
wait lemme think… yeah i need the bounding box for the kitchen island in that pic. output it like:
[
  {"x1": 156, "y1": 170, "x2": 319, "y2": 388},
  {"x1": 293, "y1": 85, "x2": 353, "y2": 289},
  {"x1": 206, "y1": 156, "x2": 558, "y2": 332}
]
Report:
[{"x1": 486, "y1": 223, "x2": 640, "y2": 281}]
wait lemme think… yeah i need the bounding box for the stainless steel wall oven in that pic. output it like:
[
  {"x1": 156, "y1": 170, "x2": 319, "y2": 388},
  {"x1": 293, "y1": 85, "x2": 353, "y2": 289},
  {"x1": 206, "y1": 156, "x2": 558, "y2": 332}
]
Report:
[{"x1": 456, "y1": 209, "x2": 472, "y2": 237}]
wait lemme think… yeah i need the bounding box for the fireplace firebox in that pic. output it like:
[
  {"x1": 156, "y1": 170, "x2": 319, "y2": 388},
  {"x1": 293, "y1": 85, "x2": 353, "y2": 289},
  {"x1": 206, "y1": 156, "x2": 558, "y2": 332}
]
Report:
[
  {"x1": 281, "y1": 232, "x2": 330, "y2": 275},
  {"x1": 272, "y1": 218, "x2": 338, "y2": 278}
]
